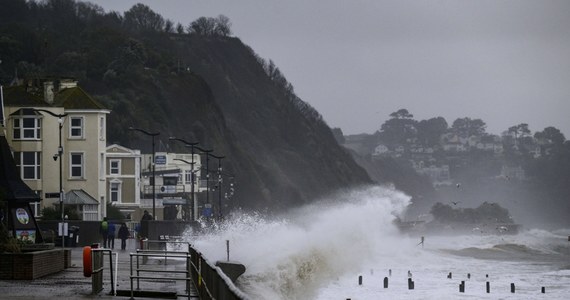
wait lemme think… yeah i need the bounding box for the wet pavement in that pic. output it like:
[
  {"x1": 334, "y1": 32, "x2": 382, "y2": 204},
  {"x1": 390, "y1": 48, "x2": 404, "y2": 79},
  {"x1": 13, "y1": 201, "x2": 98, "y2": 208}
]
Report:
[{"x1": 0, "y1": 239, "x2": 199, "y2": 299}]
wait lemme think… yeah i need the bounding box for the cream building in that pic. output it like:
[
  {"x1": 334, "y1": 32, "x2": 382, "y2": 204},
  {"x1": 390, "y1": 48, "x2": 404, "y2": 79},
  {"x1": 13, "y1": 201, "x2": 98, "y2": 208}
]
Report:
[
  {"x1": 105, "y1": 144, "x2": 141, "y2": 219},
  {"x1": 3, "y1": 79, "x2": 110, "y2": 220}
]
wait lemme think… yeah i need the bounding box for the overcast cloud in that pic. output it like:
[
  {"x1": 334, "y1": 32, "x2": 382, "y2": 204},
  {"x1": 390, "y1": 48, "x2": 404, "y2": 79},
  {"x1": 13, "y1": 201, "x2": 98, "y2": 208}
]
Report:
[{"x1": 90, "y1": 0, "x2": 570, "y2": 136}]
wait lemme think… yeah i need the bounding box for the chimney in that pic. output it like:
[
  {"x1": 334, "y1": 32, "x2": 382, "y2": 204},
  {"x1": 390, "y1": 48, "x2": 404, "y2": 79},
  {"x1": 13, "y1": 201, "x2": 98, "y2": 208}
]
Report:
[
  {"x1": 59, "y1": 79, "x2": 77, "y2": 90},
  {"x1": 43, "y1": 81, "x2": 54, "y2": 104}
]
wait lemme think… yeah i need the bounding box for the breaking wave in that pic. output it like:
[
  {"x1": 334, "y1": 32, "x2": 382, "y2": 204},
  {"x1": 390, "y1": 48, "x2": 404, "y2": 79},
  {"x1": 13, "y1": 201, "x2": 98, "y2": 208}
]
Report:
[{"x1": 182, "y1": 185, "x2": 411, "y2": 300}]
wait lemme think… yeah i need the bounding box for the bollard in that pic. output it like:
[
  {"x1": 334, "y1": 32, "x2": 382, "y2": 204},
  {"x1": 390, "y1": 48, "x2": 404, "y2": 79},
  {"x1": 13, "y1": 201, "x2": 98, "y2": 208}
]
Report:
[
  {"x1": 383, "y1": 277, "x2": 388, "y2": 288},
  {"x1": 389, "y1": 269, "x2": 392, "y2": 277},
  {"x1": 486, "y1": 281, "x2": 490, "y2": 293},
  {"x1": 459, "y1": 281, "x2": 465, "y2": 293},
  {"x1": 467, "y1": 273, "x2": 471, "y2": 279},
  {"x1": 511, "y1": 283, "x2": 515, "y2": 293},
  {"x1": 447, "y1": 272, "x2": 452, "y2": 279},
  {"x1": 358, "y1": 275, "x2": 362, "y2": 285},
  {"x1": 541, "y1": 287, "x2": 545, "y2": 293}
]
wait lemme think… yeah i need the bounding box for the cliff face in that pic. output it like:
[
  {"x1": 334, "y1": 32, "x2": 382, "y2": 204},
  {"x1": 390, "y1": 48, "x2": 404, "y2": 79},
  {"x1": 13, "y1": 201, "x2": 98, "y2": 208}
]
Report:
[
  {"x1": 174, "y1": 36, "x2": 371, "y2": 209},
  {"x1": 90, "y1": 36, "x2": 371, "y2": 211}
]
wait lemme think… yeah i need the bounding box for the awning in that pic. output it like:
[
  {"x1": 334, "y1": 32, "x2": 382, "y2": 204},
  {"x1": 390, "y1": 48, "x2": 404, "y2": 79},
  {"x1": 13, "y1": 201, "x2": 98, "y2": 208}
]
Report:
[
  {"x1": 162, "y1": 198, "x2": 188, "y2": 205},
  {"x1": 142, "y1": 168, "x2": 180, "y2": 177},
  {"x1": 65, "y1": 189, "x2": 99, "y2": 205}
]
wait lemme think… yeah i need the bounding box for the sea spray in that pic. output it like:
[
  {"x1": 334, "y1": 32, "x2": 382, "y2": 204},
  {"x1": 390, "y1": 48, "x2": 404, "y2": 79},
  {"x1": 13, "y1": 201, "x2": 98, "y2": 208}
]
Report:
[{"x1": 183, "y1": 185, "x2": 412, "y2": 299}]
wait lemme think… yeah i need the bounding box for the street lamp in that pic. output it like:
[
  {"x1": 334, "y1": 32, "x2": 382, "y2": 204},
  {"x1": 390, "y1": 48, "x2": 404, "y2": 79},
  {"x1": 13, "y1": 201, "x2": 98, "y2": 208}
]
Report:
[
  {"x1": 168, "y1": 137, "x2": 199, "y2": 221},
  {"x1": 129, "y1": 127, "x2": 160, "y2": 220},
  {"x1": 32, "y1": 109, "x2": 67, "y2": 248},
  {"x1": 194, "y1": 146, "x2": 213, "y2": 218},
  {"x1": 209, "y1": 154, "x2": 224, "y2": 220}
]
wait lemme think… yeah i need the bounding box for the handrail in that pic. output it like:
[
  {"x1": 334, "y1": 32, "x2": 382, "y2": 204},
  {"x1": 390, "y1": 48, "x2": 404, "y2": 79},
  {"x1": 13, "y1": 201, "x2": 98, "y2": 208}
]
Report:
[
  {"x1": 91, "y1": 249, "x2": 116, "y2": 295},
  {"x1": 129, "y1": 249, "x2": 194, "y2": 300}
]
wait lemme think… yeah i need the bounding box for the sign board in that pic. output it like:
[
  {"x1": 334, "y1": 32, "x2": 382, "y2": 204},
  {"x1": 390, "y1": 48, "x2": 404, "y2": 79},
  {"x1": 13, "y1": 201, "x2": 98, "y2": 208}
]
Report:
[
  {"x1": 155, "y1": 155, "x2": 167, "y2": 165},
  {"x1": 45, "y1": 192, "x2": 60, "y2": 198}
]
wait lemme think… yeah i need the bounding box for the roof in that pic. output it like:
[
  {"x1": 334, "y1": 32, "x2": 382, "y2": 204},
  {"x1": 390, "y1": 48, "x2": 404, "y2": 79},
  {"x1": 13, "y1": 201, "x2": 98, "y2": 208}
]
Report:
[
  {"x1": 2, "y1": 84, "x2": 107, "y2": 110},
  {"x1": 54, "y1": 86, "x2": 107, "y2": 110},
  {"x1": 0, "y1": 133, "x2": 41, "y2": 203},
  {"x1": 65, "y1": 189, "x2": 99, "y2": 205},
  {"x1": 2, "y1": 86, "x2": 45, "y2": 106}
]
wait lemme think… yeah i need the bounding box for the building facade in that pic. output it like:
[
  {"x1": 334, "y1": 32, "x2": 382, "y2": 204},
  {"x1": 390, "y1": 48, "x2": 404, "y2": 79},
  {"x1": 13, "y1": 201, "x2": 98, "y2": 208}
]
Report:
[
  {"x1": 105, "y1": 144, "x2": 141, "y2": 219},
  {"x1": 3, "y1": 79, "x2": 110, "y2": 220}
]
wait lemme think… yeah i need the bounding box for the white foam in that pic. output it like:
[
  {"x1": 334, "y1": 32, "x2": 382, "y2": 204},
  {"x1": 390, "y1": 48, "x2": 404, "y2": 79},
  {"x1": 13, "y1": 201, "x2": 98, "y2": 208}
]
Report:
[{"x1": 182, "y1": 185, "x2": 570, "y2": 299}]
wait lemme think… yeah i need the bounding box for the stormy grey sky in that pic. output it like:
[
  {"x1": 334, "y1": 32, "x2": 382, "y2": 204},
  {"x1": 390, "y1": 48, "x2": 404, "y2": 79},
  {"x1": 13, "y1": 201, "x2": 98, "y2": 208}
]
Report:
[{"x1": 90, "y1": 0, "x2": 570, "y2": 136}]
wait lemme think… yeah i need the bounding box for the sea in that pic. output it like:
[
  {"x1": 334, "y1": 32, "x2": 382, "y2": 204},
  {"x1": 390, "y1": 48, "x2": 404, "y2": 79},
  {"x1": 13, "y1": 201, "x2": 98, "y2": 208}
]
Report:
[{"x1": 182, "y1": 185, "x2": 570, "y2": 300}]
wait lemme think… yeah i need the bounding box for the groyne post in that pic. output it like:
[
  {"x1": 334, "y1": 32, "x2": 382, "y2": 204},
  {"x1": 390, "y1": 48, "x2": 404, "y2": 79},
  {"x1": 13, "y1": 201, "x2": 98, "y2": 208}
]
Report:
[
  {"x1": 541, "y1": 287, "x2": 546, "y2": 293},
  {"x1": 447, "y1": 272, "x2": 452, "y2": 279},
  {"x1": 467, "y1": 273, "x2": 471, "y2": 279},
  {"x1": 510, "y1": 283, "x2": 515, "y2": 293},
  {"x1": 408, "y1": 278, "x2": 414, "y2": 290},
  {"x1": 459, "y1": 281, "x2": 465, "y2": 293},
  {"x1": 358, "y1": 275, "x2": 362, "y2": 286},
  {"x1": 388, "y1": 269, "x2": 392, "y2": 277},
  {"x1": 383, "y1": 277, "x2": 388, "y2": 288},
  {"x1": 486, "y1": 281, "x2": 490, "y2": 293}
]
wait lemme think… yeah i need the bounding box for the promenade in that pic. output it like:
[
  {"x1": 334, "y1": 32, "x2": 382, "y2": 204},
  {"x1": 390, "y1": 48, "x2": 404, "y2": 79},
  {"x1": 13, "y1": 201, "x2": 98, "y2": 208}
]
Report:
[{"x1": 0, "y1": 239, "x2": 198, "y2": 299}]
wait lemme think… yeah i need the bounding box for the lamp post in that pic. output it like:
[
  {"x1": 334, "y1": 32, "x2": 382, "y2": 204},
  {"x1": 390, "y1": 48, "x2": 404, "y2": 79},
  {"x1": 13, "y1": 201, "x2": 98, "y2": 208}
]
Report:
[
  {"x1": 129, "y1": 127, "x2": 160, "y2": 220},
  {"x1": 33, "y1": 109, "x2": 67, "y2": 247},
  {"x1": 168, "y1": 137, "x2": 199, "y2": 221},
  {"x1": 209, "y1": 154, "x2": 225, "y2": 221},
  {"x1": 194, "y1": 146, "x2": 212, "y2": 218}
]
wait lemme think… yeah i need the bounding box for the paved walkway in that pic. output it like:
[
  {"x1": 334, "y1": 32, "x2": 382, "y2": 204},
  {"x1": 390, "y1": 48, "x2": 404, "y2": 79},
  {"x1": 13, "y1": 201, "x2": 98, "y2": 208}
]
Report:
[{"x1": 0, "y1": 239, "x2": 199, "y2": 299}]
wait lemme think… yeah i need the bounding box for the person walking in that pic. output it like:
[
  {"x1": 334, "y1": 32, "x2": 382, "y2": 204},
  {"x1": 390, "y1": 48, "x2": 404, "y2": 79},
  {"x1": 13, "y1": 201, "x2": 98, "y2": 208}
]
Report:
[
  {"x1": 118, "y1": 223, "x2": 130, "y2": 250},
  {"x1": 107, "y1": 222, "x2": 116, "y2": 249},
  {"x1": 100, "y1": 217, "x2": 109, "y2": 247}
]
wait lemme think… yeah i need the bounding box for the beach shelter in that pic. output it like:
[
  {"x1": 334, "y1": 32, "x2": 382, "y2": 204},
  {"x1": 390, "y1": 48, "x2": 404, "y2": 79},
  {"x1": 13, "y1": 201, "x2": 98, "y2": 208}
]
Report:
[{"x1": 0, "y1": 132, "x2": 44, "y2": 243}]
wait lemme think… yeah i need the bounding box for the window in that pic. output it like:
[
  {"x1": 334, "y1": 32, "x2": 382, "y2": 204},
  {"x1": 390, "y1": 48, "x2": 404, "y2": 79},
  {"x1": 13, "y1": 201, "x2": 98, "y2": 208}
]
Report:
[
  {"x1": 184, "y1": 170, "x2": 192, "y2": 184},
  {"x1": 110, "y1": 182, "x2": 121, "y2": 202},
  {"x1": 13, "y1": 117, "x2": 41, "y2": 140},
  {"x1": 99, "y1": 116, "x2": 105, "y2": 140},
  {"x1": 14, "y1": 152, "x2": 41, "y2": 179},
  {"x1": 70, "y1": 117, "x2": 83, "y2": 138},
  {"x1": 110, "y1": 160, "x2": 121, "y2": 175},
  {"x1": 70, "y1": 152, "x2": 84, "y2": 178}
]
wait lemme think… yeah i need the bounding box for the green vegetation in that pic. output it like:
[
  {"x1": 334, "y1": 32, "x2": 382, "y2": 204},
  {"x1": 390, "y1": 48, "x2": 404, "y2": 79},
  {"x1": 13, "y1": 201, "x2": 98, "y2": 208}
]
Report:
[
  {"x1": 40, "y1": 204, "x2": 80, "y2": 220},
  {"x1": 0, "y1": 0, "x2": 370, "y2": 211},
  {"x1": 346, "y1": 108, "x2": 570, "y2": 226}
]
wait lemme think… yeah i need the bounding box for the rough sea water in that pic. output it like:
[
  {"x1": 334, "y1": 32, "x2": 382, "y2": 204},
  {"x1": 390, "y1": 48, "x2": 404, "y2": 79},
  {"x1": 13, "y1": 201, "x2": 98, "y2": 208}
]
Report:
[{"x1": 183, "y1": 186, "x2": 570, "y2": 299}]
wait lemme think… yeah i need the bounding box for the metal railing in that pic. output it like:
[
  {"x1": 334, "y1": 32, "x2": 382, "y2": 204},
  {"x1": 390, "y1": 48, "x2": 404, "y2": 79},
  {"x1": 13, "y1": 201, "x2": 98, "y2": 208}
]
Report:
[
  {"x1": 91, "y1": 248, "x2": 117, "y2": 296},
  {"x1": 188, "y1": 247, "x2": 248, "y2": 300},
  {"x1": 127, "y1": 239, "x2": 198, "y2": 299}
]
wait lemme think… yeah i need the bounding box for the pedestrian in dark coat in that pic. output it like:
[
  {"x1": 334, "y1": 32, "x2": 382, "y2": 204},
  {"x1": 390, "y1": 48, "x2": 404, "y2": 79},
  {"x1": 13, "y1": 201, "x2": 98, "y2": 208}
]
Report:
[{"x1": 118, "y1": 223, "x2": 130, "y2": 250}]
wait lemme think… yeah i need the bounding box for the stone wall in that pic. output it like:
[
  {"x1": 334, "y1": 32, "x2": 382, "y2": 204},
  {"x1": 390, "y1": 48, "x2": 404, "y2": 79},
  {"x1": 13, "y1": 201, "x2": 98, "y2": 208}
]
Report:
[{"x1": 0, "y1": 249, "x2": 69, "y2": 279}]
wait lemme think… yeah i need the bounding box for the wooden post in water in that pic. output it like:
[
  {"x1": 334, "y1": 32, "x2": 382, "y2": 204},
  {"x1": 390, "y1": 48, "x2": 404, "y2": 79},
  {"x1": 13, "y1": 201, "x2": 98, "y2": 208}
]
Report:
[
  {"x1": 408, "y1": 278, "x2": 414, "y2": 290},
  {"x1": 447, "y1": 272, "x2": 452, "y2": 279},
  {"x1": 226, "y1": 240, "x2": 230, "y2": 261},
  {"x1": 486, "y1": 281, "x2": 490, "y2": 293},
  {"x1": 383, "y1": 277, "x2": 388, "y2": 288},
  {"x1": 510, "y1": 283, "x2": 515, "y2": 293},
  {"x1": 358, "y1": 275, "x2": 362, "y2": 285},
  {"x1": 459, "y1": 281, "x2": 465, "y2": 293},
  {"x1": 541, "y1": 287, "x2": 546, "y2": 293},
  {"x1": 388, "y1": 269, "x2": 392, "y2": 277},
  {"x1": 467, "y1": 273, "x2": 471, "y2": 279}
]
